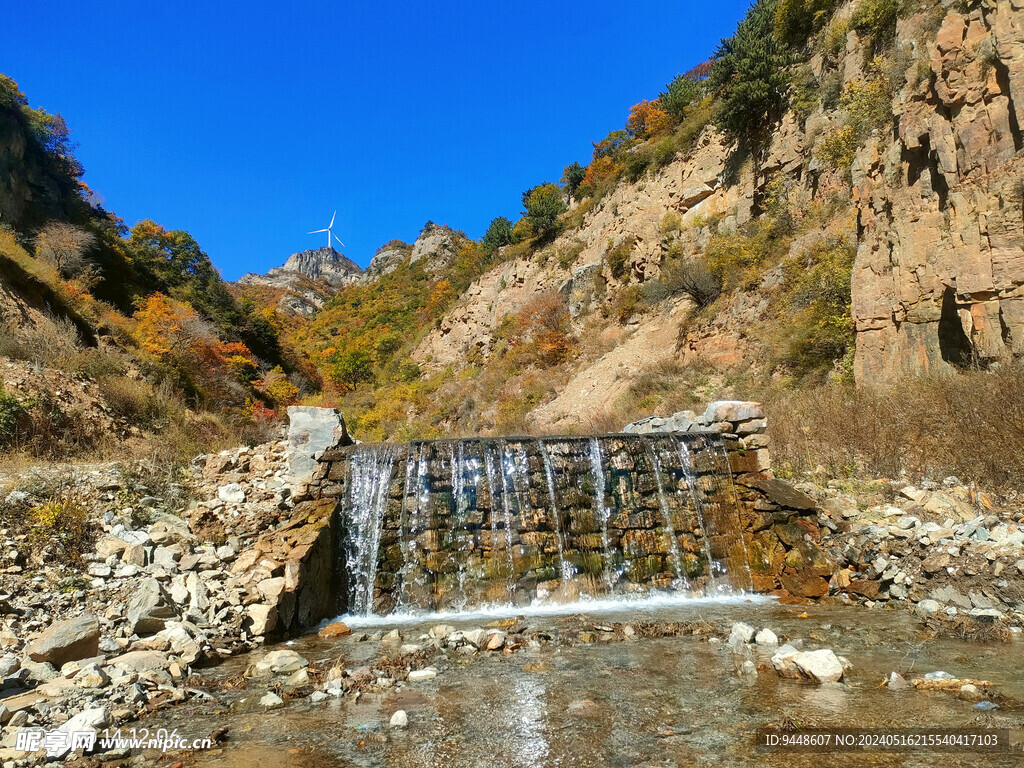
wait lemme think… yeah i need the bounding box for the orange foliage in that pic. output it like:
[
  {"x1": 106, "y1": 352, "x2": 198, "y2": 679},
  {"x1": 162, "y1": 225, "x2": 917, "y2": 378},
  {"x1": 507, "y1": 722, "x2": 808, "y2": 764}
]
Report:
[
  {"x1": 425, "y1": 279, "x2": 456, "y2": 319},
  {"x1": 133, "y1": 293, "x2": 199, "y2": 358},
  {"x1": 627, "y1": 100, "x2": 671, "y2": 139},
  {"x1": 582, "y1": 156, "x2": 618, "y2": 188}
]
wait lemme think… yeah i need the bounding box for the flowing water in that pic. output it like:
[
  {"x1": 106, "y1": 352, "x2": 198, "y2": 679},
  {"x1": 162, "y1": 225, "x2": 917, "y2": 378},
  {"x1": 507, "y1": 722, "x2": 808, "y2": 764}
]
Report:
[
  {"x1": 336, "y1": 433, "x2": 753, "y2": 617},
  {"x1": 152, "y1": 601, "x2": 1024, "y2": 768}
]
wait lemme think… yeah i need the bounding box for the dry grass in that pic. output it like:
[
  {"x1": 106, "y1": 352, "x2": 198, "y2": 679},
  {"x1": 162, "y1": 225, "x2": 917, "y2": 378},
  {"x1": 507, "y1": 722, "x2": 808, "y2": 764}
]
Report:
[{"x1": 764, "y1": 364, "x2": 1024, "y2": 489}]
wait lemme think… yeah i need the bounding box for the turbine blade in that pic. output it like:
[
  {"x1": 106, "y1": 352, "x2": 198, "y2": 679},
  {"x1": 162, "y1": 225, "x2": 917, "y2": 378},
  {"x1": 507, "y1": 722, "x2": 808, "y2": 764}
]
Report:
[
  {"x1": 333, "y1": 233, "x2": 345, "y2": 247},
  {"x1": 307, "y1": 229, "x2": 328, "y2": 234},
  {"x1": 329, "y1": 210, "x2": 336, "y2": 228}
]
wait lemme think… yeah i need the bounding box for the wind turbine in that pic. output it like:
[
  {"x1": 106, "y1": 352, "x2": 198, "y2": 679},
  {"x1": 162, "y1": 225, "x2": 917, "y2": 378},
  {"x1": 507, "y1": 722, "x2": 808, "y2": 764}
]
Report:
[{"x1": 307, "y1": 211, "x2": 345, "y2": 249}]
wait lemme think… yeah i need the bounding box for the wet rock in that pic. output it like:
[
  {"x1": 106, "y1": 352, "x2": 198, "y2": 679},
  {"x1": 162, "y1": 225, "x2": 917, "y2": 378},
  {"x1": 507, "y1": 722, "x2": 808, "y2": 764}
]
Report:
[
  {"x1": 390, "y1": 709, "x2": 408, "y2": 728},
  {"x1": 755, "y1": 628, "x2": 778, "y2": 645},
  {"x1": 486, "y1": 631, "x2": 507, "y2": 651},
  {"x1": 246, "y1": 649, "x2": 308, "y2": 677},
  {"x1": 770, "y1": 645, "x2": 802, "y2": 679},
  {"x1": 318, "y1": 621, "x2": 352, "y2": 639},
  {"x1": 260, "y1": 692, "x2": 284, "y2": 709},
  {"x1": 886, "y1": 671, "x2": 910, "y2": 690},
  {"x1": 429, "y1": 624, "x2": 457, "y2": 640},
  {"x1": 25, "y1": 614, "x2": 100, "y2": 667},
  {"x1": 792, "y1": 649, "x2": 845, "y2": 683},
  {"x1": 408, "y1": 667, "x2": 438, "y2": 682},
  {"x1": 730, "y1": 622, "x2": 755, "y2": 643},
  {"x1": 463, "y1": 629, "x2": 489, "y2": 649}
]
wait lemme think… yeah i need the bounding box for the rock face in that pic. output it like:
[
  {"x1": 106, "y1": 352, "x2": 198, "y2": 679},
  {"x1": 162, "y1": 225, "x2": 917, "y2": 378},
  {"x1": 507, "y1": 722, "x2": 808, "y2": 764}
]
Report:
[
  {"x1": 238, "y1": 247, "x2": 362, "y2": 315},
  {"x1": 361, "y1": 241, "x2": 412, "y2": 283},
  {"x1": 25, "y1": 615, "x2": 100, "y2": 666},
  {"x1": 240, "y1": 247, "x2": 362, "y2": 290},
  {"x1": 231, "y1": 499, "x2": 339, "y2": 635},
  {"x1": 285, "y1": 406, "x2": 353, "y2": 489},
  {"x1": 847, "y1": 6, "x2": 1024, "y2": 378},
  {"x1": 408, "y1": 222, "x2": 466, "y2": 273}
]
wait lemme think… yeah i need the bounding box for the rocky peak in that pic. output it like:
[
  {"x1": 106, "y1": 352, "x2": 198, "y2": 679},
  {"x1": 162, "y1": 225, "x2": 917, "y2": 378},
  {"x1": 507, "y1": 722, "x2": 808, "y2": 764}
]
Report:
[
  {"x1": 408, "y1": 222, "x2": 465, "y2": 274},
  {"x1": 240, "y1": 246, "x2": 362, "y2": 289},
  {"x1": 237, "y1": 247, "x2": 363, "y2": 315},
  {"x1": 361, "y1": 239, "x2": 412, "y2": 283}
]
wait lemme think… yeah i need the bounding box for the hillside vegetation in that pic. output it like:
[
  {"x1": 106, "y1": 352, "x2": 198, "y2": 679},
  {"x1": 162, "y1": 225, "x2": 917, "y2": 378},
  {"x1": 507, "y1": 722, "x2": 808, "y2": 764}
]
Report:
[{"x1": 3, "y1": 0, "x2": 1024, "y2": 492}]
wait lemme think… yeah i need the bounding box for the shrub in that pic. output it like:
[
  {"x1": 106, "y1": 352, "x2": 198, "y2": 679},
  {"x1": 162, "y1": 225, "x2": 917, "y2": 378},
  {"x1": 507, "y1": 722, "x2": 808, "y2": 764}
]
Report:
[
  {"x1": 96, "y1": 375, "x2": 162, "y2": 427},
  {"x1": 818, "y1": 124, "x2": 860, "y2": 169},
  {"x1": 611, "y1": 285, "x2": 643, "y2": 321},
  {"x1": 558, "y1": 239, "x2": 586, "y2": 269},
  {"x1": 790, "y1": 65, "x2": 820, "y2": 123},
  {"x1": 774, "y1": 237, "x2": 856, "y2": 375},
  {"x1": 819, "y1": 18, "x2": 850, "y2": 60},
  {"x1": 660, "y1": 212, "x2": 682, "y2": 237},
  {"x1": 29, "y1": 495, "x2": 92, "y2": 561},
  {"x1": 850, "y1": 0, "x2": 900, "y2": 45},
  {"x1": 662, "y1": 258, "x2": 723, "y2": 308},
  {"x1": 774, "y1": 0, "x2": 838, "y2": 48},
  {"x1": 605, "y1": 237, "x2": 635, "y2": 281},
  {"x1": 34, "y1": 222, "x2": 97, "y2": 282},
  {"x1": 841, "y1": 68, "x2": 893, "y2": 133},
  {"x1": 327, "y1": 349, "x2": 374, "y2": 391},
  {"x1": 708, "y1": 0, "x2": 791, "y2": 146},
  {"x1": 704, "y1": 221, "x2": 777, "y2": 288},
  {"x1": 764, "y1": 362, "x2": 1024, "y2": 489},
  {"x1": 0, "y1": 383, "x2": 26, "y2": 447}
]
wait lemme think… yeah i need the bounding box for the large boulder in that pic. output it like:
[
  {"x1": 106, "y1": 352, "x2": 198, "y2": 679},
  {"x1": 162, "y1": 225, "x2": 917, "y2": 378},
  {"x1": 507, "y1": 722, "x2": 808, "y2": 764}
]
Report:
[
  {"x1": 25, "y1": 615, "x2": 100, "y2": 667},
  {"x1": 285, "y1": 407, "x2": 352, "y2": 487},
  {"x1": 125, "y1": 579, "x2": 177, "y2": 635}
]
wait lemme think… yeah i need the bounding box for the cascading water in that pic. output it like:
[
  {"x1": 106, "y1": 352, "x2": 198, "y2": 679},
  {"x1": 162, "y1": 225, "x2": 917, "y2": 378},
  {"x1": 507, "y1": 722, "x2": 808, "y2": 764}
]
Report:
[
  {"x1": 340, "y1": 444, "x2": 398, "y2": 616},
  {"x1": 338, "y1": 433, "x2": 752, "y2": 616}
]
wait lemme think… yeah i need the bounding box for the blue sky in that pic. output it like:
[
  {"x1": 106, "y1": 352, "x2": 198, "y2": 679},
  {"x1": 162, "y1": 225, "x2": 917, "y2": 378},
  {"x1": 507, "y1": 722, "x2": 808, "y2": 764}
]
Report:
[{"x1": 7, "y1": 0, "x2": 749, "y2": 279}]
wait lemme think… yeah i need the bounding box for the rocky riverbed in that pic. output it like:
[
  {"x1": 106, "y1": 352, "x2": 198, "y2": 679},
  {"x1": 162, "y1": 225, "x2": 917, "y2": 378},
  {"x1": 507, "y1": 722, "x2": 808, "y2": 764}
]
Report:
[{"x1": 1, "y1": 432, "x2": 1023, "y2": 765}]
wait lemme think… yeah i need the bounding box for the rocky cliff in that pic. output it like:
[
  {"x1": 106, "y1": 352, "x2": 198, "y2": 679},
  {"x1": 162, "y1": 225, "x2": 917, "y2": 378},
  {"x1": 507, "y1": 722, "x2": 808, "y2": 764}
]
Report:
[
  {"x1": 414, "y1": 0, "x2": 1024, "y2": 407},
  {"x1": 239, "y1": 246, "x2": 363, "y2": 314}
]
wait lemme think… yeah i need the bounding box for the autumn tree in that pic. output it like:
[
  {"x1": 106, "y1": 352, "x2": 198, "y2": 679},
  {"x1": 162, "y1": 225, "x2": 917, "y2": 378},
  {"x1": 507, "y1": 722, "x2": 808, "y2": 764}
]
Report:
[
  {"x1": 133, "y1": 292, "x2": 200, "y2": 358},
  {"x1": 627, "y1": 100, "x2": 671, "y2": 139},
  {"x1": 34, "y1": 222, "x2": 96, "y2": 280},
  {"x1": 327, "y1": 349, "x2": 374, "y2": 391}
]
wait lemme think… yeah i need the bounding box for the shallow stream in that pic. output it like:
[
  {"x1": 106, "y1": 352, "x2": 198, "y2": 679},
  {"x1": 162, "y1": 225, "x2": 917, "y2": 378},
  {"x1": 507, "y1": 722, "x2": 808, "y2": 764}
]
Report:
[{"x1": 150, "y1": 599, "x2": 1024, "y2": 767}]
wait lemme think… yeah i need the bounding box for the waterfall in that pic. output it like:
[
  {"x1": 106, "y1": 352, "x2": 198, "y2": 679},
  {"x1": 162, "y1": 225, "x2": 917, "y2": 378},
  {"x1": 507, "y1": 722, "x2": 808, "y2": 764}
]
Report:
[
  {"x1": 539, "y1": 439, "x2": 573, "y2": 582},
  {"x1": 341, "y1": 444, "x2": 398, "y2": 615},
  {"x1": 588, "y1": 438, "x2": 615, "y2": 593},
  {"x1": 645, "y1": 440, "x2": 687, "y2": 589},
  {"x1": 334, "y1": 433, "x2": 752, "y2": 616}
]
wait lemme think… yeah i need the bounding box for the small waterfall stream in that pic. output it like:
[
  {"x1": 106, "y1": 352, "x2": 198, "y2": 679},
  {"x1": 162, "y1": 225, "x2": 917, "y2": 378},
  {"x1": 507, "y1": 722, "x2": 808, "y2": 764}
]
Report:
[{"x1": 337, "y1": 433, "x2": 752, "y2": 616}]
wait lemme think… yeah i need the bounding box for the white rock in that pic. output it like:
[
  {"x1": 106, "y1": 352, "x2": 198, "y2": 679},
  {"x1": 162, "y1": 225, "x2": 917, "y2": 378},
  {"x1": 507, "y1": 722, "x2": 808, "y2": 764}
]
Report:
[
  {"x1": 218, "y1": 483, "x2": 246, "y2": 504},
  {"x1": 408, "y1": 667, "x2": 438, "y2": 682},
  {"x1": 755, "y1": 628, "x2": 778, "y2": 645},
  {"x1": 390, "y1": 709, "x2": 408, "y2": 728},
  {"x1": 260, "y1": 692, "x2": 284, "y2": 709},
  {"x1": 793, "y1": 649, "x2": 845, "y2": 683},
  {"x1": 729, "y1": 622, "x2": 755, "y2": 643}
]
